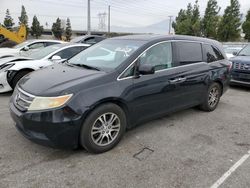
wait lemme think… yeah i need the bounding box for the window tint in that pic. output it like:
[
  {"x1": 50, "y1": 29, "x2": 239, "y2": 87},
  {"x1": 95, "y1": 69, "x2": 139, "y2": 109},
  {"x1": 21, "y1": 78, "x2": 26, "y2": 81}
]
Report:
[
  {"x1": 96, "y1": 37, "x2": 105, "y2": 42},
  {"x1": 28, "y1": 42, "x2": 45, "y2": 49},
  {"x1": 175, "y1": 42, "x2": 202, "y2": 65},
  {"x1": 203, "y1": 44, "x2": 224, "y2": 63},
  {"x1": 54, "y1": 46, "x2": 87, "y2": 59},
  {"x1": 45, "y1": 42, "x2": 60, "y2": 47},
  {"x1": 84, "y1": 37, "x2": 96, "y2": 44},
  {"x1": 139, "y1": 42, "x2": 172, "y2": 71}
]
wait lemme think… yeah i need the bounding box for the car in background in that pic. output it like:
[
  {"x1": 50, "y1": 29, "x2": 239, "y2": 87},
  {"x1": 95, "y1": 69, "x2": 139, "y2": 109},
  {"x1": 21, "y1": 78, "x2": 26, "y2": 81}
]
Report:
[
  {"x1": 9, "y1": 35, "x2": 231, "y2": 153},
  {"x1": 0, "y1": 39, "x2": 65, "y2": 58},
  {"x1": 224, "y1": 46, "x2": 243, "y2": 59},
  {"x1": 0, "y1": 43, "x2": 89, "y2": 93},
  {"x1": 71, "y1": 35, "x2": 106, "y2": 45},
  {"x1": 230, "y1": 44, "x2": 250, "y2": 87}
]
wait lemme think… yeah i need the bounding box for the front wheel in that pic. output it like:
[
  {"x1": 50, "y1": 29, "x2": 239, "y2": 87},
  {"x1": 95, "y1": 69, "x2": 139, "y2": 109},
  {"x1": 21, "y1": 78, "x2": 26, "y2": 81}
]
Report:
[
  {"x1": 199, "y1": 82, "x2": 221, "y2": 112},
  {"x1": 80, "y1": 103, "x2": 126, "y2": 153}
]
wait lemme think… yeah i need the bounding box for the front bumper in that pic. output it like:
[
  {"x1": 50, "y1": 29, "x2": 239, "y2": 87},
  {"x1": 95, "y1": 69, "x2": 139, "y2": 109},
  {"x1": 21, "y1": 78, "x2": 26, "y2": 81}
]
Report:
[
  {"x1": 0, "y1": 71, "x2": 12, "y2": 93},
  {"x1": 9, "y1": 100, "x2": 85, "y2": 149},
  {"x1": 230, "y1": 71, "x2": 250, "y2": 87}
]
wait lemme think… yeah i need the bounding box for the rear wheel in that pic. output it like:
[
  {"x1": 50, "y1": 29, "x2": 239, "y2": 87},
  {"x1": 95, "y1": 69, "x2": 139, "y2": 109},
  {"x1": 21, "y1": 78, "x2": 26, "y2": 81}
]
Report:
[
  {"x1": 199, "y1": 82, "x2": 221, "y2": 112},
  {"x1": 11, "y1": 70, "x2": 32, "y2": 89},
  {"x1": 80, "y1": 103, "x2": 126, "y2": 153}
]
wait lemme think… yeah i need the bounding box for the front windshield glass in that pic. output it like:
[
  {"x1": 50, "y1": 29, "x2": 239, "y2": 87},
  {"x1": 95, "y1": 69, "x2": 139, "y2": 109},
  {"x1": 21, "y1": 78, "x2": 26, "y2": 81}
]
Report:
[
  {"x1": 13, "y1": 41, "x2": 30, "y2": 49},
  {"x1": 68, "y1": 39, "x2": 146, "y2": 71},
  {"x1": 28, "y1": 44, "x2": 62, "y2": 60},
  {"x1": 238, "y1": 45, "x2": 250, "y2": 56}
]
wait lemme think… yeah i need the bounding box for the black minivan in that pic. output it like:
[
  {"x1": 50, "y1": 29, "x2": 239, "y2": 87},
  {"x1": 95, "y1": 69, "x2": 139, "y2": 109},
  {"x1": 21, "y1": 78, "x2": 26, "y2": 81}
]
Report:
[{"x1": 9, "y1": 35, "x2": 231, "y2": 153}]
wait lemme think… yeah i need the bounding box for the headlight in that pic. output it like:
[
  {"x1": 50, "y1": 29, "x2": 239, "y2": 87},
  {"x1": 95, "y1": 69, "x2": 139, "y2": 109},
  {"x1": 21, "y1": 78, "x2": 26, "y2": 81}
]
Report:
[
  {"x1": 0, "y1": 63, "x2": 14, "y2": 71},
  {"x1": 28, "y1": 94, "x2": 73, "y2": 111}
]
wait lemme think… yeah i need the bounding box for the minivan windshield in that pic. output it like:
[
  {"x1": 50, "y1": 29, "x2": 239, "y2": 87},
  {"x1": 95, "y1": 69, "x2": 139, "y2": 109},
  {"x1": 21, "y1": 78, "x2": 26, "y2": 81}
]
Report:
[
  {"x1": 68, "y1": 39, "x2": 146, "y2": 71},
  {"x1": 238, "y1": 45, "x2": 250, "y2": 56}
]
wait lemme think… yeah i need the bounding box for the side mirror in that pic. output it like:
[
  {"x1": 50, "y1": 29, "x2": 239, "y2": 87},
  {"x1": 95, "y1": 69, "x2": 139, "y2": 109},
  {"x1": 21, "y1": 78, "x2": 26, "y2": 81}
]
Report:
[
  {"x1": 51, "y1": 55, "x2": 62, "y2": 60},
  {"x1": 138, "y1": 64, "x2": 155, "y2": 75},
  {"x1": 22, "y1": 46, "x2": 29, "y2": 51},
  {"x1": 233, "y1": 51, "x2": 238, "y2": 56}
]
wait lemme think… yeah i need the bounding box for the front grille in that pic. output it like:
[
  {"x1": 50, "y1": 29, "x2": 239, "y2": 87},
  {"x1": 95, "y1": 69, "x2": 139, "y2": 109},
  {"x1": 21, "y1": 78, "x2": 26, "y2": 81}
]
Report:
[
  {"x1": 233, "y1": 62, "x2": 250, "y2": 71},
  {"x1": 14, "y1": 87, "x2": 35, "y2": 112}
]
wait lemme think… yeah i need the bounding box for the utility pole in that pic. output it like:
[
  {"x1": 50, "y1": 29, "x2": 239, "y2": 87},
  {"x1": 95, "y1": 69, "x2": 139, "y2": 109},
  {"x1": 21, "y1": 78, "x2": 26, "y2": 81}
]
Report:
[
  {"x1": 108, "y1": 5, "x2": 111, "y2": 34},
  {"x1": 87, "y1": 0, "x2": 91, "y2": 35},
  {"x1": 168, "y1": 16, "x2": 173, "y2": 34},
  {"x1": 98, "y1": 12, "x2": 107, "y2": 31}
]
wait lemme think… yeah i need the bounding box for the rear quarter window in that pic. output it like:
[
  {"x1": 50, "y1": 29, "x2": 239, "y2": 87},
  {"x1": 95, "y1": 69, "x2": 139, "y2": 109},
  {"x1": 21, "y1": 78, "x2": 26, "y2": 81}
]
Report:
[
  {"x1": 203, "y1": 44, "x2": 224, "y2": 63},
  {"x1": 175, "y1": 42, "x2": 203, "y2": 65}
]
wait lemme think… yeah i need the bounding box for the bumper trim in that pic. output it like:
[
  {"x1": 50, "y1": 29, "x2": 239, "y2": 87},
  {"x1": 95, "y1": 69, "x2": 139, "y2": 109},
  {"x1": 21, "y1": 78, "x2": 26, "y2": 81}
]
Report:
[{"x1": 230, "y1": 79, "x2": 250, "y2": 86}]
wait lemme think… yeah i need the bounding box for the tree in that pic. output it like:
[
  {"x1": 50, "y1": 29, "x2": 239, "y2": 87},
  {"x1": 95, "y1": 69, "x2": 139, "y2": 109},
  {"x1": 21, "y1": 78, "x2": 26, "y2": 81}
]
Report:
[
  {"x1": 202, "y1": 0, "x2": 221, "y2": 39},
  {"x1": 65, "y1": 18, "x2": 72, "y2": 41},
  {"x1": 217, "y1": 0, "x2": 241, "y2": 41},
  {"x1": 172, "y1": 1, "x2": 201, "y2": 36},
  {"x1": 242, "y1": 10, "x2": 250, "y2": 41},
  {"x1": 191, "y1": 0, "x2": 202, "y2": 36},
  {"x1": 30, "y1": 16, "x2": 44, "y2": 39},
  {"x1": 52, "y1": 18, "x2": 63, "y2": 39},
  {"x1": 18, "y1": 5, "x2": 29, "y2": 36},
  {"x1": 3, "y1": 9, "x2": 14, "y2": 29}
]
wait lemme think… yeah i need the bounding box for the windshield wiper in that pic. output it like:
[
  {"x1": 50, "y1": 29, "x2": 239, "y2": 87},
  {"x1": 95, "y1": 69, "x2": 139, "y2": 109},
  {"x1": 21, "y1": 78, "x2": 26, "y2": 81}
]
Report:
[{"x1": 73, "y1": 63, "x2": 101, "y2": 71}]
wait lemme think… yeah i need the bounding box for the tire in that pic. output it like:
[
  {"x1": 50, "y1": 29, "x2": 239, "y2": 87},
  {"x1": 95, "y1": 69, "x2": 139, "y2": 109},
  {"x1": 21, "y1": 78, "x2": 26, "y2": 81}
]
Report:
[
  {"x1": 199, "y1": 82, "x2": 221, "y2": 112},
  {"x1": 80, "y1": 103, "x2": 126, "y2": 153},
  {"x1": 11, "y1": 70, "x2": 32, "y2": 89}
]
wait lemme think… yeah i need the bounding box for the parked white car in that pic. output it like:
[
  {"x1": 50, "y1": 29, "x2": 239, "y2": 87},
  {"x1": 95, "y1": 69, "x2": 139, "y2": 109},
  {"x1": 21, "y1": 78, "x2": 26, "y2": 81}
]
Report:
[
  {"x1": 0, "y1": 39, "x2": 65, "y2": 58},
  {"x1": 0, "y1": 43, "x2": 89, "y2": 93}
]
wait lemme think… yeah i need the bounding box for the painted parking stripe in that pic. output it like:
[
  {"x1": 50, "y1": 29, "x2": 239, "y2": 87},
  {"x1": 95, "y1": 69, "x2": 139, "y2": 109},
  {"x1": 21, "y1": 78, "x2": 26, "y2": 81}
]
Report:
[{"x1": 210, "y1": 150, "x2": 250, "y2": 188}]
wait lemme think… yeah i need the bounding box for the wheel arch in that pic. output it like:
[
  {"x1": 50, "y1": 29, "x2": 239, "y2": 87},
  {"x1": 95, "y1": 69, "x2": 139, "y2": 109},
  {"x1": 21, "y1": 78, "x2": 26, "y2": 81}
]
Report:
[
  {"x1": 213, "y1": 79, "x2": 223, "y2": 96},
  {"x1": 7, "y1": 68, "x2": 34, "y2": 88},
  {"x1": 86, "y1": 97, "x2": 130, "y2": 126}
]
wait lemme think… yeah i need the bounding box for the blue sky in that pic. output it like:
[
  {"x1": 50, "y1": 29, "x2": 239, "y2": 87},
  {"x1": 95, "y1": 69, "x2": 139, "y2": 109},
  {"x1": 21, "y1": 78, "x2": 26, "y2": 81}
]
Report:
[{"x1": 0, "y1": 0, "x2": 250, "y2": 32}]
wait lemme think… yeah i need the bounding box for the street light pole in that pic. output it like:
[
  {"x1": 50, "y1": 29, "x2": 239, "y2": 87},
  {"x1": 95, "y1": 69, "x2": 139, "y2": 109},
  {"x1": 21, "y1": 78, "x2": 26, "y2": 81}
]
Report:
[
  {"x1": 108, "y1": 5, "x2": 110, "y2": 34},
  {"x1": 168, "y1": 16, "x2": 173, "y2": 35},
  {"x1": 87, "y1": 0, "x2": 91, "y2": 35}
]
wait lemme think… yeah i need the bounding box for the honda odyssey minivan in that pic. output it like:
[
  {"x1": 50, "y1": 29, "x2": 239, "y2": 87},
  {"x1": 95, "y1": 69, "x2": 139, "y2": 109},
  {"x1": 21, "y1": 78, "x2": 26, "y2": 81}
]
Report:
[{"x1": 9, "y1": 35, "x2": 231, "y2": 153}]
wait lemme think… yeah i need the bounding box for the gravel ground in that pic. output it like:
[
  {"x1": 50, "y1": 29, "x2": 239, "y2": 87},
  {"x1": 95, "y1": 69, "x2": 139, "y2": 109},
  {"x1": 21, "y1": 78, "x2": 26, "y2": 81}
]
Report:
[{"x1": 0, "y1": 86, "x2": 249, "y2": 188}]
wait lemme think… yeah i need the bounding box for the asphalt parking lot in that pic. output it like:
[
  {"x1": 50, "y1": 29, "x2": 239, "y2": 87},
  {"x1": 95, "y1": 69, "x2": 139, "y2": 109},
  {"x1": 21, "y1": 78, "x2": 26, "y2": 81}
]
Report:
[{"x1": 0, "y1": 86, "x2": 250, "y2": 188}]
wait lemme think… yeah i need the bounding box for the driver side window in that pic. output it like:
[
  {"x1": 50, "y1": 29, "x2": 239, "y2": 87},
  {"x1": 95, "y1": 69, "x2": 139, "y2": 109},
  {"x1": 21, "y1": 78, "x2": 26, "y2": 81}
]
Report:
[{"x1": 139, "y1": 42, "x2": 172, "y2": 71}]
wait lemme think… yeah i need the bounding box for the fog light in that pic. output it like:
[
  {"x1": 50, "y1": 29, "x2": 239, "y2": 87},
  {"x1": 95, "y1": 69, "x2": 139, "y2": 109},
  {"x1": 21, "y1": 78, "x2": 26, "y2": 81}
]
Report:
[{"x1": 0, "y1": 84, "x2": 3, "y2": 89}]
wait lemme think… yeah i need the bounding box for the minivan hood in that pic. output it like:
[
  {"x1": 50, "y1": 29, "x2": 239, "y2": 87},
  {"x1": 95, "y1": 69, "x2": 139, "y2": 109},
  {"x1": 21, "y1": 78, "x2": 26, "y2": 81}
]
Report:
[
  {"x1": 230, "y1": 56, "x2": 250, "y2": 64},
  {"x1": 18, "y1": 63, "x2": 105, "y2": 96}
]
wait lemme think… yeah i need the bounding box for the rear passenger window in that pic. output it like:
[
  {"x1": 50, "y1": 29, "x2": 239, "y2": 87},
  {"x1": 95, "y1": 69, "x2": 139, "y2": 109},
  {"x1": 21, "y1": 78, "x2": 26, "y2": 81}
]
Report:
[
  {"x1": 175, "y1": 42, "x2": 202, "y2": 65},
  {"x1": 203, "y1": 44, "x2": 224, "y2": 63}
]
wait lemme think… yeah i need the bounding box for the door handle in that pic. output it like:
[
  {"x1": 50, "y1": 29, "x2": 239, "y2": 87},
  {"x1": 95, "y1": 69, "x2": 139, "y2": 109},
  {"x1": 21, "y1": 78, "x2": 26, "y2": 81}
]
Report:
[{"x1": 169, "y1": 77, "x2": 186, "y2": 84}]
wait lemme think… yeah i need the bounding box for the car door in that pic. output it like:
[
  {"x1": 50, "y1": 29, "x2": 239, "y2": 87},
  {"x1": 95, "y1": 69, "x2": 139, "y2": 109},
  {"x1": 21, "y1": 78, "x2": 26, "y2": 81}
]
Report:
[
  {"x1": 129, "y1": 41, "x2": 209, "y2": 123},
  {"x1": 170, "y1": 41, "x2": 210, "y2": 107},
  {"x1": 127, "y1": 41, "x2": 185, "y2": 122}
]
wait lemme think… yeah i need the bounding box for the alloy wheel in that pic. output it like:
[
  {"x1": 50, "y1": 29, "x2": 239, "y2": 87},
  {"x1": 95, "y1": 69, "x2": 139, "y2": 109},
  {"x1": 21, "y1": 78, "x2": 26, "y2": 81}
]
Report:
[
  {"x1": 91, "y1": 113, "x2": 121, "y2": 146},
  {"x1": 208, "y1": 87, "x2": 219, "y2": 108}
]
